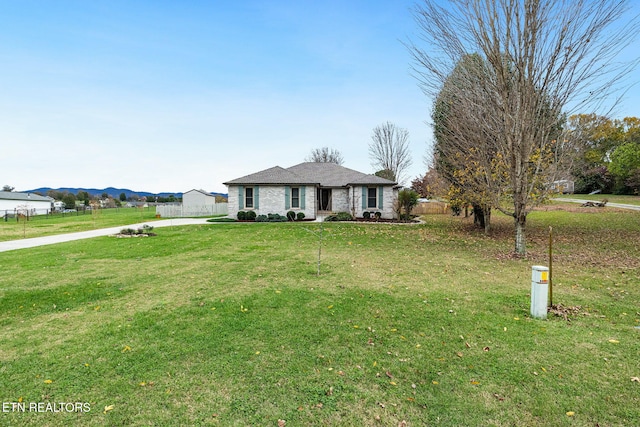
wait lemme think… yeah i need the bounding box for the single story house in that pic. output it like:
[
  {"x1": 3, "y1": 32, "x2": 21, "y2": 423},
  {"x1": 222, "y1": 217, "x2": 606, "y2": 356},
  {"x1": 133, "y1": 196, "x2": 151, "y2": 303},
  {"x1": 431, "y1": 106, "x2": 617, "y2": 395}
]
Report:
[
  {"x1": 125, "y1": 201, "x2": 149, "y2": 208},
  {"x1": 550, "y1": 179, "x2": 575, "y2": 194},
  {"x1": 223, "y1": 162, "x2": 399, "y2": 220},
  {"x1": 0, "y1": 191, "x2": 53, "y2": 216}
]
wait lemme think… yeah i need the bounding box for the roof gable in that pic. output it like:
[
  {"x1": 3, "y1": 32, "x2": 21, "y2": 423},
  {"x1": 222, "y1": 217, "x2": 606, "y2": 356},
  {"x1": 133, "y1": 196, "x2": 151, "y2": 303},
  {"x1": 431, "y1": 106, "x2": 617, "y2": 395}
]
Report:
[{"x1": 184, "y1": 189, "x2": 215, "y2": 197}]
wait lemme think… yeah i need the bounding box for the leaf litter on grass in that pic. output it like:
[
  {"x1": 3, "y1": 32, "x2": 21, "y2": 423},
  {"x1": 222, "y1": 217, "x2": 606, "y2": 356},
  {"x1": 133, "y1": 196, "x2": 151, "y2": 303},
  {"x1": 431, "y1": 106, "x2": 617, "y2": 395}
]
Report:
[{"x1": 2, "y1": 216, "x2": 640, "y2": 425}]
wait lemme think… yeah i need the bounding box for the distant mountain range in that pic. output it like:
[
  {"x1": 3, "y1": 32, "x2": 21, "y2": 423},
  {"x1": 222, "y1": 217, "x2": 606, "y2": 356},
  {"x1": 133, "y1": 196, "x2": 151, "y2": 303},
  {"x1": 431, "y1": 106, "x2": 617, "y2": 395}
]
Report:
[{"x1": 25, "y1": 187, "x2": 228, "y2": 199}]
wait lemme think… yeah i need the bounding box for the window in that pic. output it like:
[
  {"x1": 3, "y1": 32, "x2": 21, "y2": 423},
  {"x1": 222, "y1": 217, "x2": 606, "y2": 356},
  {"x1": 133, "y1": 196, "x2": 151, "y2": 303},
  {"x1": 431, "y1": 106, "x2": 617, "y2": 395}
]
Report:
[
  {"x1": 367, "y1": 187, "x2": 377, "y2": 208},
  {"x1": 245, "y1": 187, "x2": 254, "y2": 208},
  {"x1": 291, "y1": 187, "x2": 300, "y2": 208},
  {"x1": 361, "y1": 186, "x2": 383, "y2": 211}
]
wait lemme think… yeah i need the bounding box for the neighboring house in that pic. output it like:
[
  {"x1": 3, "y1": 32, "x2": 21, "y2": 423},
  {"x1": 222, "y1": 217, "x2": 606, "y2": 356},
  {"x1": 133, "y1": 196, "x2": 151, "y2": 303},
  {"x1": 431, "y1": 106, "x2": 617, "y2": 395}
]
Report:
[
  {"x1": 0, "y1": 191, "x2": 53, "y2": 216},
  {"x1": 125, "y1": 201, "x2": 149, "y2": 208},
  {"x1": 223, "y1": 162, "x2": 399, "y2": 220},
  {"x1": 550, "y1": 180, "x2": 575, "y2": 194}
]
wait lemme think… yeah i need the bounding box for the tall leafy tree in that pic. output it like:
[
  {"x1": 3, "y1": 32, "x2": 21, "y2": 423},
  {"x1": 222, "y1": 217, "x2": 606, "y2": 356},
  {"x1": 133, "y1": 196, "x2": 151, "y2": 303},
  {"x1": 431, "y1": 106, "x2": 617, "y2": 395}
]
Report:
[
  {"x1": 62, "y1": 193, "x2": 76, "y2": 210},
  {"x1": 568, "y1": 114, "x2": 624, "y2": 167},
  {"x1": 568, "y1": 114, "x2": 640, "y2": 193},
  {"x1": 374, "y1": 169, "x2": 395, "y2": 181},
  {"x1": 609, "y1": 142, "x2": 640, "y2": 193},
  {"x1": 77, "y1": 191, "x2": 90, "y2": 207},
  {"x1": 47, "y1": 190, "x2": 65, "y2": 200},
  {"x1": 567, "y1": 114, "x2": 622, "y2": 193},
  {"x1": 432, "y1": 54, "x2": 501, "y2": 232},
  {"x1": 410, "y1": 170, "x2": 444, "y2": 199}
]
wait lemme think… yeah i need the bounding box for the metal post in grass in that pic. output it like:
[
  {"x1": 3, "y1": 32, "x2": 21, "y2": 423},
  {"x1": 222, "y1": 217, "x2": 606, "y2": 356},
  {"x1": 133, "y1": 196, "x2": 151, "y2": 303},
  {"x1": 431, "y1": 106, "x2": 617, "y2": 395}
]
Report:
[{"x1": 548, "y1": 226, "x2": 553, "y2": 307}]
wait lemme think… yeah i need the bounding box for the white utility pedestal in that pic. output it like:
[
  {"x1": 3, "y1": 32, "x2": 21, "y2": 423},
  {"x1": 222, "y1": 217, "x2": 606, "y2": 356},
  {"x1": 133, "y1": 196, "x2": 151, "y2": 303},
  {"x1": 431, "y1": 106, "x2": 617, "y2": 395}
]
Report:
[{"x1": 530, "y1": 266, "x2": 549, "y2": 319}]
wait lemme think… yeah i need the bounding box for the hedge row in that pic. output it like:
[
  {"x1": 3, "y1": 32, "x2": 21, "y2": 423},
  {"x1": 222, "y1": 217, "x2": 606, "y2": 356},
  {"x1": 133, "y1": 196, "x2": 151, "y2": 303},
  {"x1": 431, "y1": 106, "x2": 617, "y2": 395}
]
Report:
[{"x1": 237, "y1": 211, "x2": 305, "y2": 222}]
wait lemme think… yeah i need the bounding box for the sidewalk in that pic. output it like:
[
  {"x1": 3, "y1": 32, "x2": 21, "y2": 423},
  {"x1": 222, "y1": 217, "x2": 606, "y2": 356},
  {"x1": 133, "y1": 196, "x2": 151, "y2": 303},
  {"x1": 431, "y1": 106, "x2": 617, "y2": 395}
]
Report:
[{"x1": 0, "y1": 218, "x2": 212, "y2": 253}]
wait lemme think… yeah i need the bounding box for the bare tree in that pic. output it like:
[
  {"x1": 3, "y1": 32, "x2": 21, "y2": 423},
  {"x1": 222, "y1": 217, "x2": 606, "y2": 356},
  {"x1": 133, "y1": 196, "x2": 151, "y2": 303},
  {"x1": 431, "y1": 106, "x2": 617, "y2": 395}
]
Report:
[
  {"x1": 369, "y1": 122, "x2": 412, "y2": 184},
  {"x1": 305, "y1": 147, "x2": 344, "y2": 165},
  {"x1": 2, "y1": 185, "x2": 14, "y2": 192},
  {"x1": 408, "y1": 0, "x2": 639, "y2": 255},
  {"x1": 411, "y1": 168, "x2": 447, "y2": 199}
]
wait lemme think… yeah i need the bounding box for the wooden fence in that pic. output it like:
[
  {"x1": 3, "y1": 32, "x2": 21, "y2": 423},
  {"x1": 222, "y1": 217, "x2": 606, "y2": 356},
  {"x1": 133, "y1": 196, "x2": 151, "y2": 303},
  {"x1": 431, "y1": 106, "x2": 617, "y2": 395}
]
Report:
[
  {"x1": 155, "y1": 203, "x2": 228, "y2": 218},
  {"x1": 411, "y1": 201, "x2": 449, "y2": 215},
  {"x1": 2, "y1": 208, "x2": 52, "y2": 220}
]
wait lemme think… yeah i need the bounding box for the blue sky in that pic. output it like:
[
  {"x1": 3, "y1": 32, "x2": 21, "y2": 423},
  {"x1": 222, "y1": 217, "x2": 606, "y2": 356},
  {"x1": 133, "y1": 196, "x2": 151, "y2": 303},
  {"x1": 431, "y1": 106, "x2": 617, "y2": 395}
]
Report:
[{"x1": 2, "y1": 1, "x2": 639, "y2": 194}]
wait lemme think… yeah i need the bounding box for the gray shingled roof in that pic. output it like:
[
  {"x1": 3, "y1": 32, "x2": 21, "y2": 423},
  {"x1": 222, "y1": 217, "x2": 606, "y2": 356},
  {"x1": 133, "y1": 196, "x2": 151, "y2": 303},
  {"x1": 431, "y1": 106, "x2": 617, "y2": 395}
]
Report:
[
  {"x1": 223, "y1": 166, "x2": 318, "y2": 185},
  {"x1": 223, "y1": 163, "x2": 397, "y2": 187},
  {"x1": 287, "y1": 162, "x2": 396, "y2": 186},
  {"x1": 0, "y1": 191, "x2": 52, "y2": 202}
]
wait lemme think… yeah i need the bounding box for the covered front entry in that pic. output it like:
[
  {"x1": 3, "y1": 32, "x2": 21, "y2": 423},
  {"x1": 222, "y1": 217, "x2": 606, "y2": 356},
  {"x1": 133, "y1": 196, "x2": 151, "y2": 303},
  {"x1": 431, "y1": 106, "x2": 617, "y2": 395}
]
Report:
[{"x1": 317, "y1": 188, "x2": 332, "y2": 211}]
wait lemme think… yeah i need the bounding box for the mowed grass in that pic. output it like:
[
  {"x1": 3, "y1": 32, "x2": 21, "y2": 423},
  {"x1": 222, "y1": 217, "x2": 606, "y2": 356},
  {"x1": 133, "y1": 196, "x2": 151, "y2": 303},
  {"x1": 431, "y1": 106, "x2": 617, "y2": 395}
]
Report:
[
  {"x1": 0, "y1": 206, "x2": 639, "y2": 426},
  {"x1": 0, "y1": 207, "x2": 160, "y2": 242}
]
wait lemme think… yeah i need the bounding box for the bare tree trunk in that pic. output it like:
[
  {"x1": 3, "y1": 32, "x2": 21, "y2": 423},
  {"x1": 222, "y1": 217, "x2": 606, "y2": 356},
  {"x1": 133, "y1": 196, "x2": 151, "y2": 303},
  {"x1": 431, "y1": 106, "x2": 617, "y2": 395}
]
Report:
[
  {"x1": 483, "y1": 205, "x2": 491, "y2": 234},
  {"x1": 514, "y1": 213, "x2": 526, "y2": 256},
  {"x1": 472, "y1": 204, "x2": 492, "y2": 234},
  {"x1": 472, "y1": 204, "x2": 483, "y2": 227}
]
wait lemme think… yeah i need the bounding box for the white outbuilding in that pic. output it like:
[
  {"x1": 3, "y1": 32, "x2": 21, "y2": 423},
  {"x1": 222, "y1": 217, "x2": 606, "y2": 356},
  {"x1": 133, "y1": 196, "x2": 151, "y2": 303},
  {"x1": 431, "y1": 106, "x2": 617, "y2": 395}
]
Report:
[
  {"x1": 156, "y1": 189, "x2": 228, "y2": 218},
  {"x1": 182, "y1": 189, "x2": 219, "y2": 216},
  {"x1": 0, "y1": 191, "x2": 53, "y2": 217}
]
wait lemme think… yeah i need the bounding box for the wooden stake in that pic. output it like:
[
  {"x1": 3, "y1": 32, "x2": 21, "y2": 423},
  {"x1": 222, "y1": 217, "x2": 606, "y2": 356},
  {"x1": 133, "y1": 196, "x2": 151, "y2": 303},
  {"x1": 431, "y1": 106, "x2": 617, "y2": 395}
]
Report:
[
  {"x1": 317, "y1": 221, "x2": 323, "y2": 276},
  {"x1": 548, "y1": 226, "x2": 553, "y2": 307}
]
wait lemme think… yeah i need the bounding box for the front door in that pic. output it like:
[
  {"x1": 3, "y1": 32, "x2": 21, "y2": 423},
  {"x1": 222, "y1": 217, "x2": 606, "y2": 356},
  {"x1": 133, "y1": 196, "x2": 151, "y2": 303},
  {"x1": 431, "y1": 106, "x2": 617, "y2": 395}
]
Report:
[{"x1": 318, "y1": 188, "x2": 332, "y2": 211}]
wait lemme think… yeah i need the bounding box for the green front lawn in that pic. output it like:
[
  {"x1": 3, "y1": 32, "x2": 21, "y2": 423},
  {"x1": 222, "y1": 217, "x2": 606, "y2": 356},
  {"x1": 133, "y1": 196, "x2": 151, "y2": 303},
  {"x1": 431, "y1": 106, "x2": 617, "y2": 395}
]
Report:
[
  {"x1": 0, "y1": 210, "x2": 638, "y2": 426},
  {"x1": 0, "y1": 208, "x2": 160, "y2": 242}
]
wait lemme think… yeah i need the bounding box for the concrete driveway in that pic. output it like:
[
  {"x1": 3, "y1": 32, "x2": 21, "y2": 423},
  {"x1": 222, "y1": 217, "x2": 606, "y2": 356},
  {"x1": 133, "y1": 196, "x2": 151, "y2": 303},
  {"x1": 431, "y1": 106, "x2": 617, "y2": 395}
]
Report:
[
  {"x1": 554, "y1": 198, "x2": 640, "y2": 211},
  {"x1": 0, "y1": 218, "x2": 213, "y2": 253}
]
